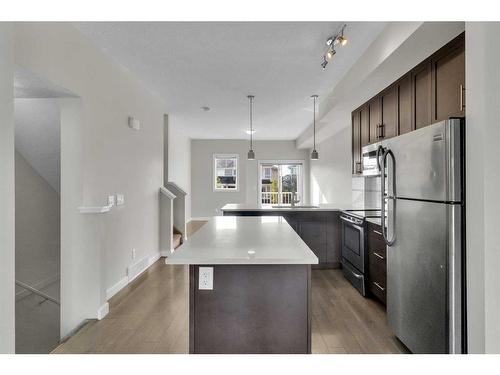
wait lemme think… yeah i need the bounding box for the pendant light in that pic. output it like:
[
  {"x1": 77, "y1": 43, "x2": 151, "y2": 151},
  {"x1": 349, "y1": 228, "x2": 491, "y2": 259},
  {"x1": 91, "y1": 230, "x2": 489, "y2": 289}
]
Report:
[
  {"x1": 247, "y1": 95, "x2": 255, "y2": 160},
  {"x1": 311, "y1": 95, "x2": 319, "y2": 160}
]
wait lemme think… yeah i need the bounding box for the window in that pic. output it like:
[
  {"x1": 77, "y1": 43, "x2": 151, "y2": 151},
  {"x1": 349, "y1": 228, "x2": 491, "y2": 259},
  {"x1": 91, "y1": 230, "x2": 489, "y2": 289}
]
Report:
[
  {"x1": 214, "y1": 154, "x2": 239, "y2": 191},
  {"x1": 259, "y1": 161, "x2": 303, "y2": 205}
]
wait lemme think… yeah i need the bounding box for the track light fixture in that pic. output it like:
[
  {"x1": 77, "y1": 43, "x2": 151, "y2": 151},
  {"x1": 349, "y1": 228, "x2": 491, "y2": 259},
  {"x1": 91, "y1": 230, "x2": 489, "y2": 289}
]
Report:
[{"x1": 321, "y1": 24, "x2": 348, "y2": 70}]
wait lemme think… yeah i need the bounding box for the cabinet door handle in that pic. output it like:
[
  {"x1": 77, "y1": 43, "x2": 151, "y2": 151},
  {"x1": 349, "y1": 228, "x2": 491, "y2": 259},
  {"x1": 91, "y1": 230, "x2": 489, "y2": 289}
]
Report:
[
  {"x1": 373, "y1": 229, "x2": 382, "y2": 235},
  {"x1": 373, "y1": 252, "x2": 385, "y2": 260},
  {"x1": 377, "y1": 123, "x2": 385, "y2": 139},
  {"x1": 460, "y1": 84, "x2": 465, "y2": 111},
  {"x1": 373, "y1": 282, "x2": 386, "y2": 291}
]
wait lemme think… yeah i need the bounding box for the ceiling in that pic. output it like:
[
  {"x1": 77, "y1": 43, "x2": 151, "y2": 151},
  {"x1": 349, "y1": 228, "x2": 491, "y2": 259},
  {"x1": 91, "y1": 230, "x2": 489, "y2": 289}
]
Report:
[{"x1": 75, "y1": 22, "x2": 387, "y2": 140}]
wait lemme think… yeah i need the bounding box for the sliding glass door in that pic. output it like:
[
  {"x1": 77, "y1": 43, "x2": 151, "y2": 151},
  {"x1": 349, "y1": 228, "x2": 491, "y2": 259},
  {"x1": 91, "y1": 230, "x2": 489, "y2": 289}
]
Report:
[{"x1": 259, "y1": 162, "x2": 303, "y2": 205}]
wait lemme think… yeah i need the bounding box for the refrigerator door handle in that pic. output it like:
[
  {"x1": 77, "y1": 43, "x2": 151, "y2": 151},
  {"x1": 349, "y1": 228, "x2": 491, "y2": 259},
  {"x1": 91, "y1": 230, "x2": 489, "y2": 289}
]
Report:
[
  {"x1": 381, "y1": 149, "x2": 396, "y2": 246},
  {"x1": 376, "y1": 145, "x2": 385, "y2": 172}
]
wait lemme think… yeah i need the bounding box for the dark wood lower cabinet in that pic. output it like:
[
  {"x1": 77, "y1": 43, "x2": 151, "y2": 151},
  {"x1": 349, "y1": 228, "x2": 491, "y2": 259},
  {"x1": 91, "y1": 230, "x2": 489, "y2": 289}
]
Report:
[
  {"x1": 189, "y1": 264, "x2": 311, "y2": 354},
  {"x1": 367, "y1": 222, "x2": 387, "y2": 305},
  {"x1": 223, "y1": 210, "x2": 341, "y2": 269}
]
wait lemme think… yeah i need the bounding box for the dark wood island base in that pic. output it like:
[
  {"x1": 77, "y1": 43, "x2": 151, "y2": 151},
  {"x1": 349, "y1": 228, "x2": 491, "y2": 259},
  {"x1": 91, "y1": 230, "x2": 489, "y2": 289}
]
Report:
[{"x1": 189, "y1": 264, "x2": 312, "y2": 354}]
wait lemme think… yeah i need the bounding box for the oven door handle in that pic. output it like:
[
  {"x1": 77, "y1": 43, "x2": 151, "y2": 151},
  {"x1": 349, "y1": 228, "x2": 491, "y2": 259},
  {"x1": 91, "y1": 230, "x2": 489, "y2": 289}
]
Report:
[{"x1": 340, "y1": 216, "x2": 363, "y2": 230}]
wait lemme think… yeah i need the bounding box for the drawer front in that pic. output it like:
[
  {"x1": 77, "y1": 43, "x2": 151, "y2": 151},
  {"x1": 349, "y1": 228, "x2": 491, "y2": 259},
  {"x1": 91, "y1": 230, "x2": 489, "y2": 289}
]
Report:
[
  {"x1": 368, "y1": 223, "x2": 387, "y2": 304},
  {"x1": 369, "y1": 277, "x2": 387, "y2": 305},
  {"x1": 368, "y1": 227, "x2": 386, "y2": 256}
]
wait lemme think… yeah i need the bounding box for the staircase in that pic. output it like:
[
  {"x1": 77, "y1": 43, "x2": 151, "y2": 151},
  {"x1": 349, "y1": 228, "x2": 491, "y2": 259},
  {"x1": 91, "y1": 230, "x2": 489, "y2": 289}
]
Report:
[
  {"x1": 173, "y1": 233, "x2": 182, "y2": 249},
  {"x1": 173, "y1": 227, "x2": 183, "y2": 249},
  {"x1": 159, "y1": 183, "x2": 187, "y2": 256}
]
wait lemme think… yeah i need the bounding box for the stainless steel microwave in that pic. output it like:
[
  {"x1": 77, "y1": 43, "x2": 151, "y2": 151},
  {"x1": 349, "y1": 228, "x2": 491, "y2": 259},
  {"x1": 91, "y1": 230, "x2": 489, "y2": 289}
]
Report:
[{"x1": 361, "y1": 142, "x2": 383, "y2": 176}]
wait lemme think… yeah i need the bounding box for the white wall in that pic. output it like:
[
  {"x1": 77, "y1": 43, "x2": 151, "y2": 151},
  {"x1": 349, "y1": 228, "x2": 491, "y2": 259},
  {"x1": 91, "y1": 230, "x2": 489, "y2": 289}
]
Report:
[
  {"x1": 14, "y1": 99, "x2": 61, "y2": 193},
  {"x1": 168, "y1": 117, "x2": 192, "y2": 221},
  {"x1": 191, "y1": 140, "x2": 310, "y2": 218},
  {"x1": 12, "y1": 23, "x2": 177, "y2": 334},
  {"x1": 15, "y1": 151, "x2": 60, "y2": 291},
  {"x1": 0, "y1": 23, "x2": 15, "y2": 354},
  {"x1": 309, "y1": 127, "x2": 352, "y2": 206},
  {"x1": 465, "y1": 22, "x2": 500, "y2": 354}
]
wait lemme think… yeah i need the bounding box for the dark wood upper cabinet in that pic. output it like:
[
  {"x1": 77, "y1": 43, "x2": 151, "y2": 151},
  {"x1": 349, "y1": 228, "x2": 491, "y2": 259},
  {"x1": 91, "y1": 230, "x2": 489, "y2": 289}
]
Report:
[
  {"x1": 360, "y1": 105, "x2": 370, "y2": 147},
  {"x1": 351, "y1": 111, "x2": 361, "y2": 174},
  {"x1": 396, "y1": 74, "x2": 412, "y2": 135},
  {"x1": 368, "y1": 97, "x2": 381, "y2": 143},
  {"x1": 380, "y1": 86, "x2": 398, "y2": 139},
  {"x1": 350, "y1": 32, "x2": 464, "y2": 173},
  {"x1": 432, "y1": 38, "x2": 465, "y2": 122},
  {"x1": 411, "y1": 62, "x2": 432, "y2": 130}
]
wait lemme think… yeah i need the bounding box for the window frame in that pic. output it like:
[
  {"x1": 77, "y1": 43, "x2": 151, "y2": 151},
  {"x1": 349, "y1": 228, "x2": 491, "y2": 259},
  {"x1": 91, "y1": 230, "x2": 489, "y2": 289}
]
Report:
[
  {"x1": 257, "y1": 160, "x2": 305, "y2": 205},
  {"x1": 213, "y1": 154, "x2": 240, "y2": 192}
]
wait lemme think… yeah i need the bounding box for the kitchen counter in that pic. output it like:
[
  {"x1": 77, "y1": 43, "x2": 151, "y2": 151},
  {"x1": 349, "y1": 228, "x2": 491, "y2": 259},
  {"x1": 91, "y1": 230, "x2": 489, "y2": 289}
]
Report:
[
  {"x1": 367, "y1": 217, "x2": 382, "y2": 227},
  {"x1": 221, "y1": 203, "x2": 365, "y2": 212},
  {"x1": 166, "y1": 216, "x2": 318, "y2": 265}
]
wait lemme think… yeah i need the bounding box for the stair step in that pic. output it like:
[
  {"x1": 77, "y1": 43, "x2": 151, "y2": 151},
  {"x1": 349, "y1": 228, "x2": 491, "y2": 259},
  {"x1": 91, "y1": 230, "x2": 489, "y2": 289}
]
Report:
[{"x1": 173, "y1": 233, "x2": 182, "y2": 249}]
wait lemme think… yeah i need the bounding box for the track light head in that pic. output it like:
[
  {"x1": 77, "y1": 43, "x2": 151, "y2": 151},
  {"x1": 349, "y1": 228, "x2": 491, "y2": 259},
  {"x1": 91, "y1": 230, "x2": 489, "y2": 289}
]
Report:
[
  {"x1": 336, "y1": 35, "x2": 347, "y2": 46},
  {"x1": 326, "y1": 47, "x2": 336, "y2": 61}
]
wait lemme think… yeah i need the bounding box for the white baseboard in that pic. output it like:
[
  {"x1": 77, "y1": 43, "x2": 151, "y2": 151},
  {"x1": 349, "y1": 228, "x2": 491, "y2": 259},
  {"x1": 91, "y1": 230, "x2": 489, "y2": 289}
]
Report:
[
  {"x1": 15, "y1": 273, "x2": 60, "y2": 301},
  {"x1": 128, "y1": 253, "x2": 161, "y2": 283},
  {"x1": 106, "y1": 252, "x2": 161, "y2": 301},
  {"x1": 106, "y1": 276, "x2": 128, "y2": 300},
  {"x1": 97, "y1": 302, "x2": 109, "y2": 320}
]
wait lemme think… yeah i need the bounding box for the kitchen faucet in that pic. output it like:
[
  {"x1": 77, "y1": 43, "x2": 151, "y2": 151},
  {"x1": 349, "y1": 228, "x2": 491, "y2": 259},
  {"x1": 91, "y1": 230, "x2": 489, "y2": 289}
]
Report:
[{"x1": 291, "y1": 192, "x2": 300, "y2": 207}]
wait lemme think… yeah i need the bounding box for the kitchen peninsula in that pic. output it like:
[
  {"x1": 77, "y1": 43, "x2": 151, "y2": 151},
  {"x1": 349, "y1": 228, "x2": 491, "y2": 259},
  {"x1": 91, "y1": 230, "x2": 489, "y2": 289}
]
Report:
[
  {"x1": 166, "y1": 216, "x2": 318, "y2": 354},
  {"x1": 221, "y1": 203, "x2": 350, "y2": 268}
]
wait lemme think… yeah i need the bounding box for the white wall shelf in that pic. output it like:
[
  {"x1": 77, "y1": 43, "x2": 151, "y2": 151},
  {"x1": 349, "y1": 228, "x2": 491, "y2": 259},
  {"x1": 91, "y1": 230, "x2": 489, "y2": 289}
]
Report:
[{"x1": 77, "y1": 204, "x2": 113, "y2": 214}]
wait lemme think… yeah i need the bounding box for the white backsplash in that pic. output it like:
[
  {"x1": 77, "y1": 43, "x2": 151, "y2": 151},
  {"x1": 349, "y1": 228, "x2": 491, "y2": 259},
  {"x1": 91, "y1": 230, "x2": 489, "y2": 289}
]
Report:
[{"x1": 351, "y1": 176, "x2": 383, "y2": 209}]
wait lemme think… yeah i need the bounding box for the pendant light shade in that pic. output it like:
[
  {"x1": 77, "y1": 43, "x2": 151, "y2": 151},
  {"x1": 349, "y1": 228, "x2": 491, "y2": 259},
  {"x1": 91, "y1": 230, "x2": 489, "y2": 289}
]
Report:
[
  {"x1": 247, "y1": 95, "x2": 255, "y2": 160},
  {"x1": 311, "y1": 95, "x2": 319, "y2": 160},
  {"x1": 247, "y1": 149, "x2": 255, "y2": 160}
]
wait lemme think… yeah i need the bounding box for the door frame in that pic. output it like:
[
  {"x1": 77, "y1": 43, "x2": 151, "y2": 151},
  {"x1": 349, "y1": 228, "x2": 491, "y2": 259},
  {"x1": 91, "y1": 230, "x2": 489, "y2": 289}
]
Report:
[{"x1": 257, "y1": 160, "x2": 305, "y2": 205}]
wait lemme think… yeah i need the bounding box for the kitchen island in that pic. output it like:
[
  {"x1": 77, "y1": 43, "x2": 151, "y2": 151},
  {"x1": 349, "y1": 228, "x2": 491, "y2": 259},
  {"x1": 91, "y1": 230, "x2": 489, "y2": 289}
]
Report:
[{"x1": 166, "y1": 216, "x2": 318, "y2": 354}]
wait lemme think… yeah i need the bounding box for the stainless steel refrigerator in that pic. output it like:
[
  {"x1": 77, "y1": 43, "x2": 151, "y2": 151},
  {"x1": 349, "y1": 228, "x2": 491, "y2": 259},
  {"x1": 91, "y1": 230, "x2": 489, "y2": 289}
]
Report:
[{"x1": 378, "y1": 118, "x2": 466, "y2": 354}]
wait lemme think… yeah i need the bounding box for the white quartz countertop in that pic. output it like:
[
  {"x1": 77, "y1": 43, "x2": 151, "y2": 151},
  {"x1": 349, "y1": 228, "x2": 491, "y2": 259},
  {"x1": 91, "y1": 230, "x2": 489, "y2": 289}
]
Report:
[
  {"x1": 166, "y1": 216, "x2": 318, "y2": 265},
  {"x1": 220, "y1": 203, "x2": 364, "y2": 212},
  {"x1": 366, "y1": 217, "x2": 382, "y2": 227}
]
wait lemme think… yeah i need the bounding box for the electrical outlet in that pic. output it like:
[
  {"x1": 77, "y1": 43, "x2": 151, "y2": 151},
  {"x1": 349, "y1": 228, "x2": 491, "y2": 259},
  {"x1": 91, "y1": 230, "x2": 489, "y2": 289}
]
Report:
[
  {"x1": 198, "y1": 267, "x2": 213, "y2": 290},
  {"x1": 132, "y1": 248, "x2": 136, "y2": 260},
  {"x1": 108, "y1": 195, "x2": 116, "y2": 206},
  {"x1": 116, "y1": 194, "x2": 125, "y2": 206}
]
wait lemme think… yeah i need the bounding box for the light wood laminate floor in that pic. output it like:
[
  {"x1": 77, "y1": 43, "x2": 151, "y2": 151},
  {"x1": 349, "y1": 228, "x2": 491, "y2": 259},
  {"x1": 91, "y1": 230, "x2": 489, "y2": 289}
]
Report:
[{"x1": 53, "y1": 221, "x2": 409, "y2": 354}]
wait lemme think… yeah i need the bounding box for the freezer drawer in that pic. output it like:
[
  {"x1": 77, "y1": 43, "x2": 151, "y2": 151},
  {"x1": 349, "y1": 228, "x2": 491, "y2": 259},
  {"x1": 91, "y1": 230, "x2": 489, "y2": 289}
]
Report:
[{"x1": 387, "y1": 199, "x2": 462, "y2": 354}]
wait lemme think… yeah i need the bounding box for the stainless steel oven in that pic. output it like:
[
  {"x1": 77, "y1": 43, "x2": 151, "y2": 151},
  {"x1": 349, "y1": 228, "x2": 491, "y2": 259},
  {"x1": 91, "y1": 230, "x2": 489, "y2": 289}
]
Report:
[
  {"x1": 340, "y1": 212, "x2": 367, "y2": 296},
  {"x1": 361, "y1": 142, "x2": 383, "y2": 176}
]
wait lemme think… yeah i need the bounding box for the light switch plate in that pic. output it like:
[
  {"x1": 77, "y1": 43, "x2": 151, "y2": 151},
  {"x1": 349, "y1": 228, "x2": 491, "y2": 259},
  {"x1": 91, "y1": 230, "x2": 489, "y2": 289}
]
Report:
[
  {"x1": 108, "y1": 195, "x2": 116, "y2": 206},
  {"x1": 198, "y1": 267, "x2": 213, "y2": 290},
  {"x1": 116, "y1": 194, "x2": 125, "y2": 206}
]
